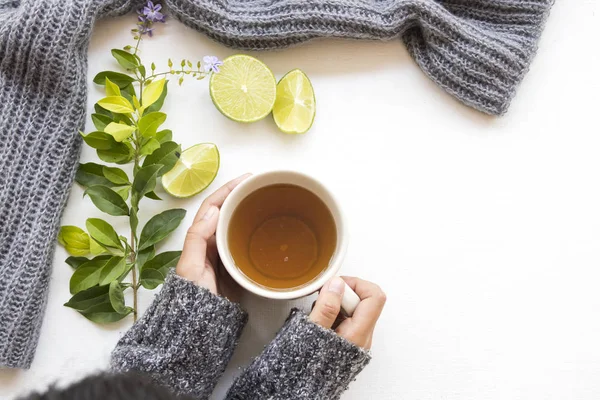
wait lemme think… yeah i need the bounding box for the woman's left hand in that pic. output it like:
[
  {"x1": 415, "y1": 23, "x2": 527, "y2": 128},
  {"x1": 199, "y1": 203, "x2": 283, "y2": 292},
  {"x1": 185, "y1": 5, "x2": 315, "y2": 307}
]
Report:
[{"x1": 176, "y1": 174, "x2": 251, "y2": 296}]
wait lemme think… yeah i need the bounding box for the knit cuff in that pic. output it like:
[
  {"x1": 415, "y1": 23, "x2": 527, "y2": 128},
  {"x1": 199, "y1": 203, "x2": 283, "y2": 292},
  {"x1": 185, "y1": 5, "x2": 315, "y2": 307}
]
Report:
[
  {"x1": 403, "y1": 0, "x2": 554, "y2": 115},
  {"x1": 111, "y1": 271, "x2": 248, "y2": 397},
  {"x1": 227, "y1": 308, "x2": 371, "y2": 400}
]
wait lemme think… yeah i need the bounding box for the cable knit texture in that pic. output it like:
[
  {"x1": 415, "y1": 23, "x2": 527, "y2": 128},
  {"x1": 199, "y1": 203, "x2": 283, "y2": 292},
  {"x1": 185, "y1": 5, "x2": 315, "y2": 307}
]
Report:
[
  {"x1": 0, "y1": 0, "x2": 552, "y2": 369},
  {"x1": 110, "y1": 273, "x2": 369, "y2": 399}
]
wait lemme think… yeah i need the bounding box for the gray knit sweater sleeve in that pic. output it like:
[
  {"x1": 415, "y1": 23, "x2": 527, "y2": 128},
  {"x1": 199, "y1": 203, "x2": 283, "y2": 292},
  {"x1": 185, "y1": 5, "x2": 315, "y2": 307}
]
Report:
[
  {"x1": 165, "y1": 0, "x2": 553, "y2": 115},
  {"x1": 0, "y1": 0, "x2": 139, "y2": 370},
  {"x1": 110, "y1": 272, "x2": 248, "y2": 399},
  {"x1": 226, "y1": 309, "x2": 371, "y2": 400}
]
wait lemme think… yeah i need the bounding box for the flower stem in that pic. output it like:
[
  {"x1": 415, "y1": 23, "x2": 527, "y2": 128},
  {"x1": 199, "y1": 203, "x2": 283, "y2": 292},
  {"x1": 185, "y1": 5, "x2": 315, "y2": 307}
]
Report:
[{"x1": 142, "y1": 69, "x2": 208, "y2": 84}]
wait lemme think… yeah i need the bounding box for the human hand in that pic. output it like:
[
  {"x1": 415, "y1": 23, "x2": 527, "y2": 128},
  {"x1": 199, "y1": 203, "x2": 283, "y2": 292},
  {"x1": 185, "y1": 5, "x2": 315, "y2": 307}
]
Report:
[
  {"x1": 309, "y1": 276, "x2": 386, "y2": 349},
  {"x1": 176, "y1": 174, "x2": 251, "y2": 296}
]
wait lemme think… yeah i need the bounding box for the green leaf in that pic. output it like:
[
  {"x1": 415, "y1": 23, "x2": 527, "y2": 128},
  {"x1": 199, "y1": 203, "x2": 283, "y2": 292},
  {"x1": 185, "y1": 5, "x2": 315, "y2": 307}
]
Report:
[
  {"x1": 69, "y1": 255, "x2": 114, "y2": 294},
  {"x1": 58, "y1": 226, "x2": 90, "y2": 256},
  {"x1": 140, "y1": 138, "x2": 160, "y2": 156},
  {"x1": 91, "y1": 113, "x2": 113, "y2": 131},
  {"x1": 144, "y1": 81, "x2": 168, "y2": 114},
  {"x1": 114, "y1": 185, "x2": 130, "y2": 201},
  {"x1": 136, "y1": 245, "x2": 155, "y2": 269},
  {"x1": 75, "y1": 163, "x2": 113, "y2": 188},
  {"x1": 140, "y1": 251, "x2": 182, "y2": 289},
  {"x1": 105, "y1": 78, "x2": 121, "y2": 97},
  {"x1": 65, "y1": 256, "x2": 90, "y2": 269},
  {"x1": 64, "y1": 285, "x2": 110, "y2": 312},
  {"x1": 141, "y1": 141, "x2": 180, "y2": 176},
  {"x1": 89, "y1": 238, "x2": 107, "y2": 255},
  {"x1": 138, "y1": 112, "x2": 166, "y2": 137},
  {"x1": 155, "y1": 129, "x2": 172, "y2": 144},
  {"x1": 138, "y1": 65, "x2": 146, "y2": 78},
  {"x1": 111, "y1": 48, "x2": 139, "y2": 70},
  {"x1": 145, "y1": 191, "x2": 162, "y2": 200},
  {"x1": 84, "y1": 185, "x2": 129, "y2": 216},
  {"x1": 81, "y1": 131, "x2": 116, "y2": 150},
  {"x1": 141, "y1": 79, "x2": 166, "y2": 110},
  {"x1": 104, "y1": 122, "x2": 136, "y2": 142},
  {"x1": 86, "y1": 218, "x2": 123, "y2": 249},
  {"x1": 98, "y1": 257, "x2": 128, "y2": 286},
  {"x1": 131, "y1": 164, "x2": 162, "y2": 206},
  {"x1": 138, "y1": 209, "x2": 187, "y2": 250},
  {"x1": 80, "y1": 302, "x2": 131, "y2": 323},
  {"x1": 97, "y1": 96, "x2": 134, "y2": 114},
  {"x1": 93, "y1": 71, "x2": 135, "y2": 88},
  {"x1": 97, "y1": 142, "x2": 133, "y2": 164},
  {"x1": 109, "y1": 281, "x2": 130, "y2": 314},
  {"x1": 102, "y1": 166, "x2": 129, "y2": 185}
]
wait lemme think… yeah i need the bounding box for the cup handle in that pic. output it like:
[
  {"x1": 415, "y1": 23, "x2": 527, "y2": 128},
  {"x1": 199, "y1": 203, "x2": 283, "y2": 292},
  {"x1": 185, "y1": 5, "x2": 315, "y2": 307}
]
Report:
[{"x1": 341, "y1": 281, "x2": 361, "y2": 316}]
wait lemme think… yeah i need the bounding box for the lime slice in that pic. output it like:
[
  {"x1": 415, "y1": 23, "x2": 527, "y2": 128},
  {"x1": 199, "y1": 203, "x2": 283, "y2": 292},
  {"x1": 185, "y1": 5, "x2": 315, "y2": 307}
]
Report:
[
  {"x1": 272, "y1": 69, "x2": 316, "y2": 134},
  {"x1": 161, "y1": 143, "x2": 220, "y2": 198},
  {"x1": 210, "y1": 55, "x2": 276, "y2": 123}
]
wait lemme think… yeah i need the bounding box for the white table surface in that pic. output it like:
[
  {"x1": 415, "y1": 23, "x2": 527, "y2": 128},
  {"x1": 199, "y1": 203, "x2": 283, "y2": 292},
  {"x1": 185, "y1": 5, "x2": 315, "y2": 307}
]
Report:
[{"x1": 2, "y1": 1, "x2": 599, "y2": 399}]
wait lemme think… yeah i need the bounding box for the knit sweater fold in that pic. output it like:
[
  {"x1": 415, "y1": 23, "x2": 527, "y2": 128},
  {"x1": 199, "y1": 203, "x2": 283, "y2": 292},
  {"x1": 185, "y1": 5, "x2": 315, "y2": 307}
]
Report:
[{"x1": 0, "y1": 0, "x2": 553, "y2": 369}]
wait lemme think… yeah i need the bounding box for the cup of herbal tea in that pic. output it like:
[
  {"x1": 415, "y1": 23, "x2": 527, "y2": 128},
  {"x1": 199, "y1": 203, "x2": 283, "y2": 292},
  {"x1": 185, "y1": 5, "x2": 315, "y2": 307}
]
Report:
[{"x1": 216, "y1": 170, "x2": 360, "y2": 315}]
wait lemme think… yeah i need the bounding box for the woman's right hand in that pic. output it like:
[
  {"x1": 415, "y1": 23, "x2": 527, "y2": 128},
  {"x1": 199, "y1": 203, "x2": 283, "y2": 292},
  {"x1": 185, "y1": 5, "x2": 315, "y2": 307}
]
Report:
[{"x1": 309, "y1": 276, "x2": 386, "y2": 349}]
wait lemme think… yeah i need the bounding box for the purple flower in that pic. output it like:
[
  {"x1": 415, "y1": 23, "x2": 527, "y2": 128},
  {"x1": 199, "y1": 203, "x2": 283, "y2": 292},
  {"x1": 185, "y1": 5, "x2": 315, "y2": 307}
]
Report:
[
  {"x1": 203, "y1": 56, "x2": 223, "y2": 73},
  {"x1": 139, "y1": 25, "x2": 154, "y2": 37},
  {"x1": 140, "y1": 1, "x2": 166, "y2": 23}
]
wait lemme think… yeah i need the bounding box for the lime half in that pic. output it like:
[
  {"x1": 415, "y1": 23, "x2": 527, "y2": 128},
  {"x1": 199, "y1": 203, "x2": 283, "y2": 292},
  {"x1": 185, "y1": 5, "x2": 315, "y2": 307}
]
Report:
[
  {"x1": 210, "y1": 55, "x2": 276, "y2": 123},
  {"x1": 272, "y1": 69, "x2": 316, "y2": 134},
  {"x1": 162, "y1": 143, "x2": 220, "y2": 198}
]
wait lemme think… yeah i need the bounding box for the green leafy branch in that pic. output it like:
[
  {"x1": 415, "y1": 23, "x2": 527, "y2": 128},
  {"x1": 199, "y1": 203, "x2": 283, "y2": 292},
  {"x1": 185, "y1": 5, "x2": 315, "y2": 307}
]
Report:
[{"x1": 57, "y1": 42, "x2": 217, "y2": 324}]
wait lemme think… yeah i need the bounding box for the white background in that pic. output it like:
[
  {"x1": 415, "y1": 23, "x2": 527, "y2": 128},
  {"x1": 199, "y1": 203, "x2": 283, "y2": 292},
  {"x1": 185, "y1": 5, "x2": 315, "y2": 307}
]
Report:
[{"x1": 2, "y1": 0, "x2": 600, "y2": 399}]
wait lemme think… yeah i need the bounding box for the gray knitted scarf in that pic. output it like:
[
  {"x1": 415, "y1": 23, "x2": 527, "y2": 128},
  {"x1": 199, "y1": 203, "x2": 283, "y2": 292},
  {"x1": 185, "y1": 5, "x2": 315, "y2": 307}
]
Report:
[{"x1": 0, "y1": 0, "x2": 553, "y2": 369}]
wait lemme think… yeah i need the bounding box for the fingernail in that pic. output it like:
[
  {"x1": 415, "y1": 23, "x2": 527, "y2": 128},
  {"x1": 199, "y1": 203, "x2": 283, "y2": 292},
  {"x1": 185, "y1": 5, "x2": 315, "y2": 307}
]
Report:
[
  {"x1": 202, "y1": 206, "x2": 217, "y2": 221},
  {"x1": 328, "y1": 277, "x2": 345, "y2": 295}
]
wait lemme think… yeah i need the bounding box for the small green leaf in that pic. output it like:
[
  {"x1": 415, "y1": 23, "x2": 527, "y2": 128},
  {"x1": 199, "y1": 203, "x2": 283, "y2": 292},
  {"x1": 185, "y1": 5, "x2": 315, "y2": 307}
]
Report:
[
  {"x1": 102, "y1": 166, "x2": 129, "y2": 185},
  {"x1": 81, "y1": 131, "x2": 116, "y2": 150},
  {"x1": 93, "y1": 71, "x2": 135, "y2": 88},
  {"x1": 105, "y1": 78, "x2": 121, "y2": 97},
  {"x1": 168, "y1": 59, "x2": 173, "y2": 68},
  {"x1": 131, "y1": 164, "x2": 162, "y2": 206},
  {"x1": 109, "y1": 281, "x2": 130, "y2": 314},
  {"x1": 97, "y1": 142, "x2": 133, "y2": 164},
  {"x1": 104, "y1": 122, "x2": 136, "y2": 142},
  {"x1": 136, "y1": 245, "x2": 155, "y2": 269},
  {"x1": 141, "y1": 79, "x2": 166, "y2": 110},
  {"x1": 75, "y1": 163, "x2": 113, "y2": 188},
  {"x1": 155, "y1": 129, "x2": 172, "y2": 144},
  {"x1": 99, "y1": 257, "x2": 128, "y2": 286},
  {"x1": 140, "y1": 138, "x2": 160, "y2": 156},
  {"x1": 64, "y1": 285, "x2": 110, "y2": 312},
  {"x1": 114, "y1": 185, "x2": 130, "y2": 201},
  {"x1": 80, "y1": 302, "x2": 131, "y2": 323},
  {"x1": 151, "y1": 62, "x2": 156, "y2": 71},
  {"x1": 111, "y1": 48, "x2": 140, "y2": 70},
  {"x1": 65, "y1": 256, "x2": 90, "y2": 269},
  {"x1": 145, "y1": 191, "x2": 162, "y2": 200},
  {"x1": 69, "y1": 255, "x2": 114, "y2": 294},
  {"x1": 138, "y1": 65, "x2": 146, "y2": 78},
  {"x1": 138, "y1": 209, "x2": 187, "y2": 250},
  {"x1": 133, "y1": 95, "x2": 141, "y2": 110},
  {"x1": 178, "y1": 76, "x2": 184, "y2": 86},
  {"x1": 97, "y1": 96, "x2": 134, "y2": 114},
  {"x1": 140, "y1": 251, "x2": 182, "y2": 289},
  {"x1": 141, "y1": 141, "x2": 180, "y2": 176},
  {"x1": 144, "y1": 81, "x2": 168, "y2": 114},
  {"x1": 138, "y1": 112, "x2": 166, "y2": 137},
  {"x1": 86, "y1": 218, "x2": 123, "y2": 249},
  {"x1": 84, "y1": 185, "x2": 130, "y2": 216},
  {"x1": 58, "y1": 226, "x2": 90, "y2": 256},
  {"x1": 139, "y1": 269, "x2": 165, "y2": 290},
  {"x1": 91, "y1": 113, "x2": 113, "y2": 131}
]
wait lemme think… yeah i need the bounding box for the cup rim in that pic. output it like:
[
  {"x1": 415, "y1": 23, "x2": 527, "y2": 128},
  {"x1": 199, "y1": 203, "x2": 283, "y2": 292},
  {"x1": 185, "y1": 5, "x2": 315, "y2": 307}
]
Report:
[{"x1": 216, "y1": 170, "x2": 348, "y2": 300}]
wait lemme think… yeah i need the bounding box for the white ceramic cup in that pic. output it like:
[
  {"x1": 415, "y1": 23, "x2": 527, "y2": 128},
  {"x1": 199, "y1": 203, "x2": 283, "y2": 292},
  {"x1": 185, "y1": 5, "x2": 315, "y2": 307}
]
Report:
[{"x1": 216, "y1": 170, "x2": 361, "y2": 316}]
